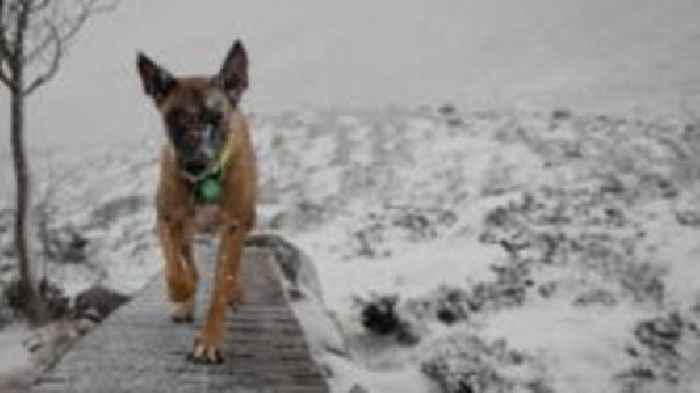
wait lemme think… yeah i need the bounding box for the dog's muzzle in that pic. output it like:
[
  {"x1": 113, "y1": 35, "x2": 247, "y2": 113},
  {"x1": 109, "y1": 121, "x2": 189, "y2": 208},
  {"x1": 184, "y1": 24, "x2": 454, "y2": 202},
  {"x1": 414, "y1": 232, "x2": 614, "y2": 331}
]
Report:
[
  {"x1": 181, "y1": 157, "x2": 216, "y2": 183},
  {"x1": 183, "y1": 159, "x2": 208, "y2": 177},
  {"x1": 179, "y1": 125, "x2": 222, "y2": 182}
]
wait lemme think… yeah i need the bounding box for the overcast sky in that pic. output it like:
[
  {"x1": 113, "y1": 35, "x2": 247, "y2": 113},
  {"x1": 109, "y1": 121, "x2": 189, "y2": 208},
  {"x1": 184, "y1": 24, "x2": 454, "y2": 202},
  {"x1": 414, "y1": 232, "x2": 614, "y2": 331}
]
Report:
[{"x1": 1, "y1": 0, "x2": 699, "y2": 151}]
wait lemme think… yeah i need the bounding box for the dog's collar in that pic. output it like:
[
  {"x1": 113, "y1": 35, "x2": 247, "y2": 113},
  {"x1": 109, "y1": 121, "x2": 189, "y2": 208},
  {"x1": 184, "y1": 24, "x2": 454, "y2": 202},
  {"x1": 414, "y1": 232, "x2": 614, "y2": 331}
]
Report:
[{"x1": 180, "y1": 138, "x2": 234, "y2": 204}]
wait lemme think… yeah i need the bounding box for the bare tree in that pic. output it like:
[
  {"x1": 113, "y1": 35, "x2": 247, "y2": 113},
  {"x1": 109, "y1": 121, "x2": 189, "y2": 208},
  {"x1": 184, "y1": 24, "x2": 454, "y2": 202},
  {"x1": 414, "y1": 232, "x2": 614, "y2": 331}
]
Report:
[{"x1": 0, "y1": 0, "x2": 117, "y2": 324}]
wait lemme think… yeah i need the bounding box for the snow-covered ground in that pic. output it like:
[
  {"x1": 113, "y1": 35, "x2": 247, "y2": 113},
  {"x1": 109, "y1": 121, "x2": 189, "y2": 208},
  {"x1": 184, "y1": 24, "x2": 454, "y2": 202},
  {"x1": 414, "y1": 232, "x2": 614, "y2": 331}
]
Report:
[
  {"x1": 3, "y1": 106, "x2": 700, "y2": 392},
  {"x1": 253, "y1": 107, "x2": 700, "y2": 393},
  {"x1": 0, "y1": 324, "x2": 33, "y2": 393},
  {"x1": 1, "y1": 1, "x2": 700, "y2": 392}
]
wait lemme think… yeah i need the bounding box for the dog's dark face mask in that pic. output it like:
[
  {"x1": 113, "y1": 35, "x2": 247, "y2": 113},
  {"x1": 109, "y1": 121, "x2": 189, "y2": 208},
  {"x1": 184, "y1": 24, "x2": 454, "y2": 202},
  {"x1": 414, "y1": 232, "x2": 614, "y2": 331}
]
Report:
[
  {"x1": 137, "y1": 40, "x2": 249, "y2": 180},
  {"x1": 164, "y1": 99, "x2": 227, "y2": 178}
]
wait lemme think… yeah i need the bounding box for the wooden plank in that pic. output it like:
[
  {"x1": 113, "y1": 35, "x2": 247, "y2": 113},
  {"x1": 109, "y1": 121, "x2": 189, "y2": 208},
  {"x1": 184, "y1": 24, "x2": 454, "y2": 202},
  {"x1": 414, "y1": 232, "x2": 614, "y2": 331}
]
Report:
[{"x1": 31, "y1": 246, "x2": 330, "y2": 393}]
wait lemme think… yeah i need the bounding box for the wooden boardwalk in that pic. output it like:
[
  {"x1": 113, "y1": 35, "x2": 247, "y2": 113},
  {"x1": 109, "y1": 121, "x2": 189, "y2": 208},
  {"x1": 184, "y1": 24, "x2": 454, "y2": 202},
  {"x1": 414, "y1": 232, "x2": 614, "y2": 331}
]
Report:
[{"x1": 31, "y1": 243, "x2": 330, "y2": 393}]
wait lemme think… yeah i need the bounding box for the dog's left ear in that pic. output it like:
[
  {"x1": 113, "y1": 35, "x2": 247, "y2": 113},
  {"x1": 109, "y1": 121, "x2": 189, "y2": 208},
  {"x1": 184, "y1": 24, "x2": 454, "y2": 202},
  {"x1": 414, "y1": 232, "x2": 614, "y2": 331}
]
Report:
[
  {"x1": 137, "y1": 52, "x2": 177, "y2": 104},
  {"x1": 214, "y1": 39, "x2": 249, "y2": 105}
]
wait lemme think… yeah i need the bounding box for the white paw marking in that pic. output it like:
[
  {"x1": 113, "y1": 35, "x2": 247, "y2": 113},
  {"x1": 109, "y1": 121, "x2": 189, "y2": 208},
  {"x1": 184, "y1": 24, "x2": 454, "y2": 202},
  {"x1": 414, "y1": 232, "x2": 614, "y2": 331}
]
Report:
[{"x1": 170, "y1": 298, "x2": 194, "y2": 319}]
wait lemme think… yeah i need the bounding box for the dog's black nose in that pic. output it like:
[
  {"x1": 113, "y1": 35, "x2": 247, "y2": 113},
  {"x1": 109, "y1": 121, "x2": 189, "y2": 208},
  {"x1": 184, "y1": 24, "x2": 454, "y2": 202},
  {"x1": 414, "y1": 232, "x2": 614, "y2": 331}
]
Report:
[{"x1": 184, "y1": 161, "x2": 207, "y2": 175}]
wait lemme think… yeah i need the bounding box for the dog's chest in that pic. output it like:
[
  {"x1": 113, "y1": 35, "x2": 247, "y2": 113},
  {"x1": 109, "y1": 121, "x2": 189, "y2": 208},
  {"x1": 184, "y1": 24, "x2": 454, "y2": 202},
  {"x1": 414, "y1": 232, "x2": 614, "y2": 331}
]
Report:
[{"x1": 193, "y1": 204, "x2": 223, "y2": 233}]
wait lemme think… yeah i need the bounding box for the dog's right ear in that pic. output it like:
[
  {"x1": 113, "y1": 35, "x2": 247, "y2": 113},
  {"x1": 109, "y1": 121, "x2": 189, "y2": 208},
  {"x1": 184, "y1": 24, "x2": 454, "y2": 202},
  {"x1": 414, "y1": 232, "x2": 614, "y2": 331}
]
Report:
[
  {"x1": 213, "y1": 40, "x2": 249, "y2": 106},
  {"x1": 137, "y1": 52, "x2": 176, "y2": 103}
]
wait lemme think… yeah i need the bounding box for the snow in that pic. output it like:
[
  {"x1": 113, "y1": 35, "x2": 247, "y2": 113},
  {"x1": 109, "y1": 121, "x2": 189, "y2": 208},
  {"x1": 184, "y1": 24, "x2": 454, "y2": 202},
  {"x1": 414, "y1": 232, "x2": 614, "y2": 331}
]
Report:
[
  {"x1": 6, "y1": 106, "x2": 700, "y2": 392},
  {"x1": 481, "y1": 298, "x2": 651, "y2": 393},
  {"x1": 302, "y1": 234, "x2": 503, "y2": 315},
  {"x1": 0, "y1": 324, "x2": 34, "y2": 393},
  {"x1": 265, "y1": 109, "x2": 700, "y2": 392},
  {"x1": 1, "y1": 1, "x2": 700, "y2": 392}
]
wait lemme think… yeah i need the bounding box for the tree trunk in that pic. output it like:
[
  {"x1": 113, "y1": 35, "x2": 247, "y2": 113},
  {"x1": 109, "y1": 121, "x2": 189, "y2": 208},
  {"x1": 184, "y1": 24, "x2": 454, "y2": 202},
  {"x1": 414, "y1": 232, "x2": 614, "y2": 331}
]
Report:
[
  {"x1": 10, "y1": 83, "x2": 46, "y2": 326},
  {"x1": 6, "y1": 0, "x2": 47, "y2": 326}
]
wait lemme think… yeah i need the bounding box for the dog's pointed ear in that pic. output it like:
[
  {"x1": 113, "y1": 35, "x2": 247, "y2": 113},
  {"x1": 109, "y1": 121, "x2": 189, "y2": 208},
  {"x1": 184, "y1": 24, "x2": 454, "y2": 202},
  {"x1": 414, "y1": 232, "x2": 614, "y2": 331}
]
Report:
[
  {"x1": 137, "y1": 52, "x2": 176, "y2": 103},
  {"x1": 214, "y1": 39, "x2": 248, "y2": 105}
]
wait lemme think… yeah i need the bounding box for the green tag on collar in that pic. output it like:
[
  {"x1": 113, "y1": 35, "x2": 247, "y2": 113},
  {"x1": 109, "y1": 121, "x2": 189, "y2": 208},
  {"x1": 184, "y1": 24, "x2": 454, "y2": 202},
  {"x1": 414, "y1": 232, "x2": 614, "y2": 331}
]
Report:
[
  {"x1": 195, "y1": 176, "x2": 222, "y2": 204},
  {"x1": 191, "y1": 140, "x2": 233, "y2": 204}
]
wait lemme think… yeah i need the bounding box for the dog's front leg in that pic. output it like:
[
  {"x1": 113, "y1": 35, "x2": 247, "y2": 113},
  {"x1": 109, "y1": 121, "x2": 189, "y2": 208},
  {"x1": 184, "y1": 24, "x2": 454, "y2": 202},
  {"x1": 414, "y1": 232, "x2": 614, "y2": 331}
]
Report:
[
  {"x1": 157, "y1": 212, "x2": 198, "y2": 323},
  {"x1": 190, "y1": 219, "x2": 244, "y2": 364}
]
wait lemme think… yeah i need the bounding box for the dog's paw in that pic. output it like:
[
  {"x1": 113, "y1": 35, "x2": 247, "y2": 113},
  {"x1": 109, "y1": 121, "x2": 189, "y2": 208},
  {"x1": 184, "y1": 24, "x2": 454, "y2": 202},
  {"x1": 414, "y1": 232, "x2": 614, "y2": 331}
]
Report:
[
  {"x1": 170, "y1": 299, "x2": 194, "y2": 323},
  {"x1": 188, "y1": 335, "x2": 224, "y2": 364},
  {"x1": 228, "y1": 286, "x2": 246, "y2": 307}
]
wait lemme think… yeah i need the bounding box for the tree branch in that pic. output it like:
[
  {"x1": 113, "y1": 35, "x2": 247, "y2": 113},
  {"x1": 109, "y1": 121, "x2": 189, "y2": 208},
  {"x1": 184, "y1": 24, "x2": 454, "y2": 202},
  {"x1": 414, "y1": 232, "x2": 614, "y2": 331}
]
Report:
[
  {"x1": 0, "y1": 0, "x2": 15, "y2": 62},
  {"x1": 52, "y1": 0, "x2": 117, "y2": 44},
  {"x1": 0, "y1": 0, "x2": 16, "y2": 90},
  {"x1": 0, "y1": 0, "x2": 6, "y2": 50},
  {"x1": 23, "y1": 19, "x2": 58, "y2": 95},
  {"x1": 1, "y1": 0, "x2": 119, "y2": 92},
  {"x1": 23, "y1": 23, "x2": 52, "y2": 64},
  {"x1": 12, "y1": 0, "x2": 30, "y2": 61},
  {"x1": 29, "y1": 0, "x2": 49, "y2": 12},
  {"x1": 0, "y1": 65, "x2": 12, "y2": 88},
  {"x1": 24, "y1": 0, "x2": 118, "y2": 65}
]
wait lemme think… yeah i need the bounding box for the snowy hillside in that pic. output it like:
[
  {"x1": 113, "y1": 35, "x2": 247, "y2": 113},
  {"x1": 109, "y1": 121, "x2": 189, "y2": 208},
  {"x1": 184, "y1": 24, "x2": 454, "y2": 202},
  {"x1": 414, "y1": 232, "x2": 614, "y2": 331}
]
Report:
[
  {"x1": 252, "y1": 106, "x2": 700, "y2": 393},
  {"x1": 3, "y1": 105, "x2": 700, "y2": 392},
  {"x1": 1, "y1": 1, "x2": 700, "y2": 392}
]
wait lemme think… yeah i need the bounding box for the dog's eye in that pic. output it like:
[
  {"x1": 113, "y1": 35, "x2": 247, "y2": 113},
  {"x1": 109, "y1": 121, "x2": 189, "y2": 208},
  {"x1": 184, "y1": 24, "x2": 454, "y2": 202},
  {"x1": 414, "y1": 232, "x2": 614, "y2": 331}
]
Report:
[{"x1": 166, "y1": 108, "x2": 197, "y2": 128}]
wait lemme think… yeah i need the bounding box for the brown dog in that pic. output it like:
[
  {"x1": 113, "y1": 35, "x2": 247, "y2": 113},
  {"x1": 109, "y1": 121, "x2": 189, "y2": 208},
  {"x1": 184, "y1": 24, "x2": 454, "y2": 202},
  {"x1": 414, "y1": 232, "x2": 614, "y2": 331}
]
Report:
[{"x1": 136, "y1": 40, "x2": 256, "y2": 364}]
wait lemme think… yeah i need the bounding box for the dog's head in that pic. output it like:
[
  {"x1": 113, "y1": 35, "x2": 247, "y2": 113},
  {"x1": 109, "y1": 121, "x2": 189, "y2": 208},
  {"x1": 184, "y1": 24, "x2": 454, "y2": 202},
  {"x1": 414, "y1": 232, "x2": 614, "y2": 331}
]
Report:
[{"x1": 136, "y1": 40, "x2": 249, "y2": 179}]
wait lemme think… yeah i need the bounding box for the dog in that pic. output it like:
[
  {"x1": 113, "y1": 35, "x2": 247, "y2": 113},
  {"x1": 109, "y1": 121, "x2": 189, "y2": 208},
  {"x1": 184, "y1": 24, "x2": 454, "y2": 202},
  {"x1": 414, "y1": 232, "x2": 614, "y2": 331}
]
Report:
[{"x1": 136, "y1": 39, "x2": 256, "y2": 364}]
